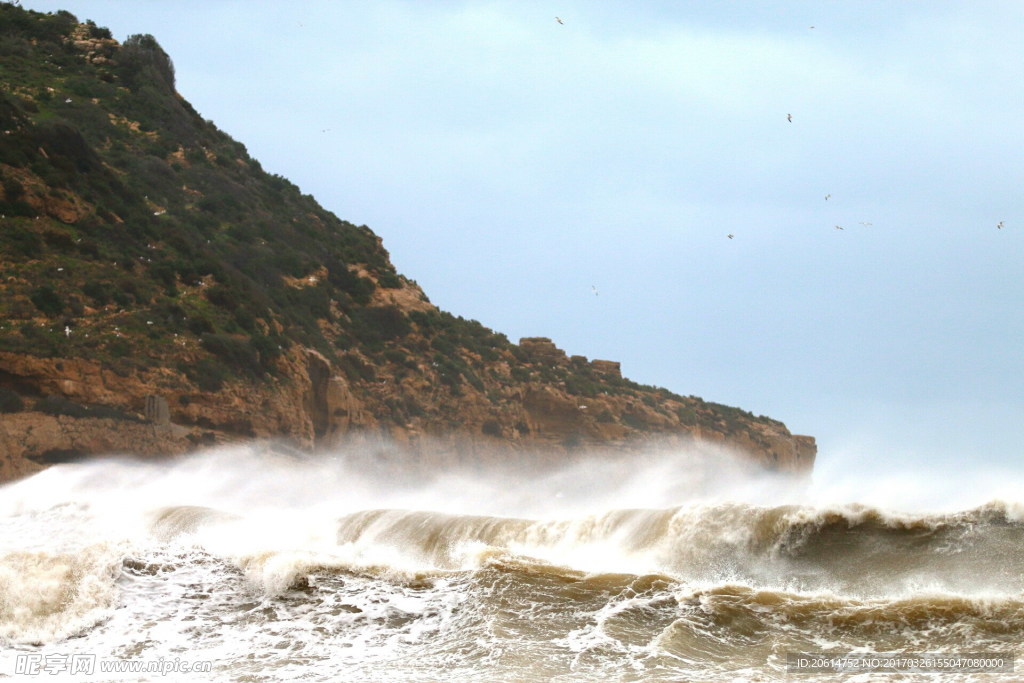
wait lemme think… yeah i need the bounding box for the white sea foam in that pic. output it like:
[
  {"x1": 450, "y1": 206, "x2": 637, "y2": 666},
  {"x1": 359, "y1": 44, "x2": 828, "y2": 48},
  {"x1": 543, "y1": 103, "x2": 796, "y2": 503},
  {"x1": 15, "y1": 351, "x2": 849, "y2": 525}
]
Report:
[
  {"x1": 0, "y1": 544, "x2": 121, "y2": 645},
  {"x1": 0, "y1": 440, "x2": 1022, "y2": 681}
]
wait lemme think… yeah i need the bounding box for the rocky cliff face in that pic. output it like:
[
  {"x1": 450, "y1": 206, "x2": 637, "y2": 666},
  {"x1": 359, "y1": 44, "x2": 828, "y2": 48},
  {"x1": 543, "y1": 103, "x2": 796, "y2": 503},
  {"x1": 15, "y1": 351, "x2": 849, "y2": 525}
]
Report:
[
  {"x1": 0, "y1": 6, "x2": 815, "y2": 481},
  {"x1": 0, "y1": 325, "x2": 815, "y2": 480}
]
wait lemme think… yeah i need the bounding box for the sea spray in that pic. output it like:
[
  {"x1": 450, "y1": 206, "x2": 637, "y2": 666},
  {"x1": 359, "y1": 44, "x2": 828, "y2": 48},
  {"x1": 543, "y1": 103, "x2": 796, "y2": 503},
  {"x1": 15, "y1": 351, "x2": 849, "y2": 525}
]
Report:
[{"x1": 0, "y1": 440, "x2": 1021, "y2": 681}]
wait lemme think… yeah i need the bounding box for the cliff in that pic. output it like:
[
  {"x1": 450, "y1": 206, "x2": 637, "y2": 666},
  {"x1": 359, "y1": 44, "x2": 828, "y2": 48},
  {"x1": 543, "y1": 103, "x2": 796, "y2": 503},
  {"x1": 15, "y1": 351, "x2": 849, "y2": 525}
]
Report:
[{"x1": 0, "y1": 6, "x2": 815, "y2": 481}]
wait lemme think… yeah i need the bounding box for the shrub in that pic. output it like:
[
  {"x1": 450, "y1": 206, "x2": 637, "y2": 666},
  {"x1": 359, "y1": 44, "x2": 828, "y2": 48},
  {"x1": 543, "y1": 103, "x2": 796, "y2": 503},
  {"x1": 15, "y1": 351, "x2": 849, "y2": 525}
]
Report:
[
  {"x1": 430, "y1": 336, "x2": 456, "y2": 356},
  {"x1": 35, "y1": 120, "x2": 101, "y2": 176},
  {"x1": 376, "y1": 270, "x2": 402, "y2": 288},
  {"x1": 205, "y1": 284, "x2": 240, "y2": 311},
  {"x1": 0, "y1": 199, "x2": 37, "y2": 218},
  {"x1": 14, "y1": 323, "x2": 58, "y2": 358},
  {"x1": 42, "y1": 230, "x2": 75, "y2": 252},
  {"x1": 0, "y1": 34, "x2": 31, "y2": 58},
  {"x1": 106, "y1": 338, "x2": 132, "y2": 358},
  {"x1": 383, "y1": 348, "x2": 408, "y2": 366},
  {"x1": 287, "y1": 284, "x2": 331, "y2": 322},
  {"x1": 249, "y1": 333, "x2": 285, "y2": 373},
  {"x1": 232, "y1": 307, "x2": 256, "y2": 332},
  {"x1": 30, "y1": 285, "x2": 63, "y2": 316},
  {"x1": 338, "y1": 354, "x2": 375, "y2": 382},
  {"x1": 510, "y1": 366, "x2": 532, "y2": 382},
  {"x1": 433, "y1": 354, "x2": 464, "y2": 388},
  {"x1": 349, "y1": 306, "x2": 411, "y2": 348},
  {"x1": 0, "y1": 388, "x2": 24, "y2": 413},
  {"x1": 82, "y1": 281, "x2": 112, "y2": 306},
  {"x1": 149, "y1": 261, "x2": 179, "y2": 294},
  {"x1": 85, "y1": 19, "x2": 112, "y2": 40},
  {"x1": 65, "y1": 75, "x2": 115, "y2": 100},
  {"x1": 186, "y1": 314, "x2": 214, "y2": 336},
  {"x1": 111, "y1": 289, "x2": 133, "y2": 308},
  {"x1": 3, "y1": 224, "x2": 43, "y2": 257},
  {"x1": 327, "y1": 266, "x2": 374, "y2": 305},
  {"x1": 119, "y1": 34, "x2": 176, "y2": 92},
  {"x1": 622, "y1": 413, "x2": 647, "y2": 430},
  {"x1": 3, "y1": 176, "x2": 24, "y2": 201},
  {"x1": 676, "y1": 406, "x2": 697, "y2": 426},
  {"x1": 565, "y1": 377, "x2": 599, "y2": 397},
  {"x1": 200, "y1": 333, "x2": 259, "y2": 376},
  {"x1": 185, "y1": 358, "x2": 228, "y2": 392}
]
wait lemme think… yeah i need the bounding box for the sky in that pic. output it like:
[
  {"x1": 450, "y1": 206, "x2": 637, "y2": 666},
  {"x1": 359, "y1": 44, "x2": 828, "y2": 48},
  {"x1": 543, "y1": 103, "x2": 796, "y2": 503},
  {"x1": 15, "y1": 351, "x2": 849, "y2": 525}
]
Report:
[{"x1": 18, "y1": 0, "x2": 1024, "y2": 476}]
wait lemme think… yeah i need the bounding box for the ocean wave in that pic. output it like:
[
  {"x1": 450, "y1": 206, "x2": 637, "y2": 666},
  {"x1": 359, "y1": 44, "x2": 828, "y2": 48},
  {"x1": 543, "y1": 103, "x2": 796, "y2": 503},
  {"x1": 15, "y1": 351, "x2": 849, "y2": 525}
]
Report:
[
  {"x1": 766, "y1": 499, "x2": 1024, "y2": 552},
  {"x1": 148, "y1": 505, "x2": 242, "y2": 541},
  {"x1": 124, "y1": 498, "x2": 1019, "y2": 600},
  {"x1": 0, "y1": 545, "x2": 121, "y2": 645},
  {"x1": 663, "y1": 583, "x2": 1024, "y2": 655}
]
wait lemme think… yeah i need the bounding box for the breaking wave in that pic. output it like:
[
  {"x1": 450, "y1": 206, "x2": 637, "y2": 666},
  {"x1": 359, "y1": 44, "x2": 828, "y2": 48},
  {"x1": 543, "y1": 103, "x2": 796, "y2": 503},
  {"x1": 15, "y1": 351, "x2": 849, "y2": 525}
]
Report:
[{"x1": 1, "y1": 442, "x2": 1022, "y2": 681}]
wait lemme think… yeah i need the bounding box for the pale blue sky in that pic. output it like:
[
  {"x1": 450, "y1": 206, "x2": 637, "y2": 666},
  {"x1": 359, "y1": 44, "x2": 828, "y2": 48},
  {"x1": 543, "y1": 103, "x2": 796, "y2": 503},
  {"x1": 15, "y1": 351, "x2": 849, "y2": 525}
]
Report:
[{"x1": 21, "y1": 1, "x2": 1024, "y2": 474}]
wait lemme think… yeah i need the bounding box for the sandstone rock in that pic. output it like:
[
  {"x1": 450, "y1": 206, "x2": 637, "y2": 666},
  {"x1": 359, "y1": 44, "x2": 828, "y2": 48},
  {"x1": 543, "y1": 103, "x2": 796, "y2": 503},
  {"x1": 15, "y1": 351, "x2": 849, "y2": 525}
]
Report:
[
  {"x1": 0, "y1": 335, "x2": 816, "y2": 484},
  {"x1": 519, "y1": 337, "x2": 569, "y2": 366},
  {"x1": 0, "y1": 411, "x2": 197, "y2": 479},
  {"x1": 370, "y1": 278, "x2": 435, "y2": 313},
  {"x1": 590, "y1": 360, "x2": 621, "y2": 378}
]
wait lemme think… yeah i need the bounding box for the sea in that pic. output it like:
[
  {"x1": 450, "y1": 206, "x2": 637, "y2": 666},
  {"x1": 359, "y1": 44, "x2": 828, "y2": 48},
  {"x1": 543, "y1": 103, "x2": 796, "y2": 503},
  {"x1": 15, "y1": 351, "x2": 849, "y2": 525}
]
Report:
[{"x1": 0, "y1": 440, "x2": 1021, "y2": 682}]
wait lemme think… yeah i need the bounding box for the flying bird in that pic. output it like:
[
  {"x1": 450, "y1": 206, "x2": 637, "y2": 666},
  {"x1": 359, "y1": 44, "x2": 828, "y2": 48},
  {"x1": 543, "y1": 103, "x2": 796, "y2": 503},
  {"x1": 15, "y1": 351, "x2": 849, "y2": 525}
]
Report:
[
  {"x1": 834, "y1": 225, "x2": 844, "y2": 230},
  {"x1": 997, "y1": 221, "x2": 1005, "y2": 229},
  {"x1": 591, "y1": 285, "x2": 599, "y2": 296},
  {"x1": 555, "y1": 16, "x2": 563, "y2": 24},
  {"x1": 825, "y1": 194, "x2": 831, "y2": 200},
  {"x1": 859, "y1": 221, "x2": 873, "y2": 226},
  {"x1": 727, "y1": 234, "x2": 734, "y2": 239},
  {"x1": 787, "y1": 113, "x2": 792, "y2": 122}
]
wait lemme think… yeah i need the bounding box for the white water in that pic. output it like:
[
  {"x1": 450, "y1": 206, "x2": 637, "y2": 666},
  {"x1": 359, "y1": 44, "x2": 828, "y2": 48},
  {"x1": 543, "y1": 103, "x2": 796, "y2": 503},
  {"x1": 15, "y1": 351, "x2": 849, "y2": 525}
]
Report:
[{"x1": 1, "y1": 441, "x2": 1022, "y2": 681}]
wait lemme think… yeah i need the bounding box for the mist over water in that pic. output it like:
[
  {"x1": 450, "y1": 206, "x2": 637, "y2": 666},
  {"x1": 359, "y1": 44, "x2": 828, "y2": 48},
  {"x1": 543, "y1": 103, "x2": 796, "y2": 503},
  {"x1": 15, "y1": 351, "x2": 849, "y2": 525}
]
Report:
[{"x1": 1, "y1": 441, "x2": 1022, "y2": 681}]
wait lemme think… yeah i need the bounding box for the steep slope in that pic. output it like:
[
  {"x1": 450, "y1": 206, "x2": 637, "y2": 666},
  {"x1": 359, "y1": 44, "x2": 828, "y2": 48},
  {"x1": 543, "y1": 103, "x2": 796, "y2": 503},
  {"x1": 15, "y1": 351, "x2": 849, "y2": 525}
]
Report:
[{"x1": 0, "y1": 6, "x2": 815, "y2": 481}]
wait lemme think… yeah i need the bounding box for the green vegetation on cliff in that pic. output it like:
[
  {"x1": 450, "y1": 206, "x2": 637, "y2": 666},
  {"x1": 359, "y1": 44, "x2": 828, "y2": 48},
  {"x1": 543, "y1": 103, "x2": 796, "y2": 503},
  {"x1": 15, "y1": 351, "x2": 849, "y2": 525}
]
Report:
[{"x1": 0, "y1": 6, "x2": 392, "y2": 375}]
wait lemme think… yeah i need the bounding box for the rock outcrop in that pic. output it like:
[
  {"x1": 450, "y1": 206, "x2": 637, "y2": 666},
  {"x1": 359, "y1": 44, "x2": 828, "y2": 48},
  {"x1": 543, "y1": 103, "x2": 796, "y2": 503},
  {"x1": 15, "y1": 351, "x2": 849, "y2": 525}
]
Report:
[{"x1": 0, "y1": 412, "x2": 195, "y2": 482}]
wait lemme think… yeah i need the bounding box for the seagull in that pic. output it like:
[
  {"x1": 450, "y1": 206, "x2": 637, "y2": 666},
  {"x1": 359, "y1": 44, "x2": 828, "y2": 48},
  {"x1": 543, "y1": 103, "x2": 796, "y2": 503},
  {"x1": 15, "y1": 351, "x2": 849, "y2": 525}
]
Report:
[
  {"x1": 591, "y1": 285, "x2": 599, "y2": 296},
  {"x1": 555, "y1": 16, "x2": 563, "y2": 24},
  {"x1": 997, "y1": 221, "x2": 1005, "y2": 229},
  {"x1": 787, "y1": 113, "x2": 792, "y2": 122},
  {"x1": 834, "y1": 225, "x2": 844, "y2": 230},
  {"x1": 727, "y1": 234, "x2": 734, "y2": 239},
  {"x1": 859, "y1": 221, "x2": 872, "y2": 226},
  {"x1": 825, "y1": 194, "x2": 831, "y2": 200}
]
